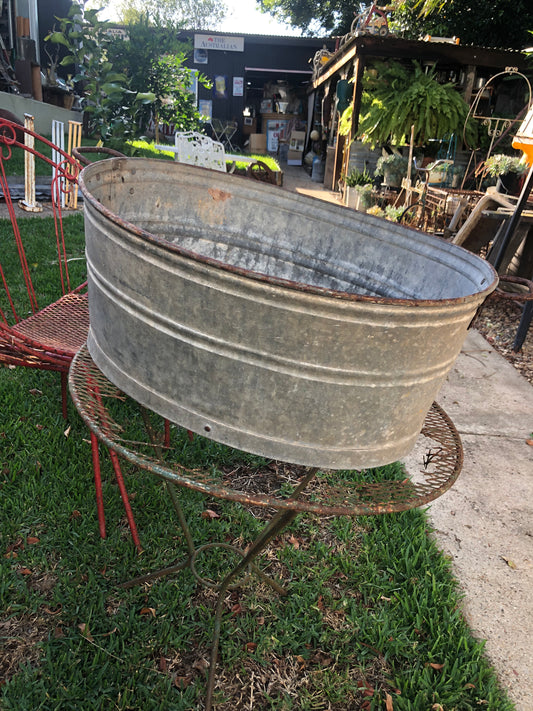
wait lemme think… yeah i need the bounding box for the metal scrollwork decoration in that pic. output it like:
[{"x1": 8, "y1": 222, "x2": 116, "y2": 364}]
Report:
[
  {"x1": 481, "y1": 116, "x2": 513, "y2": 138},
  {"x1": 463, "y1": 68, "x2": 532, "y2": 153}
]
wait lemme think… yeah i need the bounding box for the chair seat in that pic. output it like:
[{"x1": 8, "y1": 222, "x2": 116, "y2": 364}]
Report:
[{"x1": 9, "y1": 290, "x2": 89, "y2": 357}]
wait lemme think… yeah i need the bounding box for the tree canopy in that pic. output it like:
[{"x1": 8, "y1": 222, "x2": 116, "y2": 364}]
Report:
[
  {"x1": 46, "y1": 2, "x2": 211, "y2": 142},
  {"x1": 259, "y1": 0, "x2": 533, "y2": 48},
  {"x1": 116, "y1": 0, "x2": 227, "y2": 30}
]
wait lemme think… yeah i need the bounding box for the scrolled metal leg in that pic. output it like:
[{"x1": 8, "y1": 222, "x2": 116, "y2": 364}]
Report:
[{"x1": 204, "y1": 467, "x2": 318, "y2": 711}]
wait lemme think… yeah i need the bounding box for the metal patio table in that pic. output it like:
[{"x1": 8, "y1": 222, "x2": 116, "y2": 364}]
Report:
[{"x1": 69, "y1": 343, "x2": 463, "y2": 710}]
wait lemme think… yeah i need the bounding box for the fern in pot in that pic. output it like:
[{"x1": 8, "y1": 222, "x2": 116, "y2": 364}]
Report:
[{"x1": 359, "y1": 60, "x2": 476, "y2": 148}]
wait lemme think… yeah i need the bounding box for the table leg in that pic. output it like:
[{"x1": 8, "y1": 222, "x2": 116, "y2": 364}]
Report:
[
  {"x1": 123, "y1": 408, "x2": 297, "y2": 595},
  {"x1": 204, "y1": 467, "x2": 318, "y2": 711},
  {"x1": 513, "y1": 300, "x2": 533, "y2": 351}
]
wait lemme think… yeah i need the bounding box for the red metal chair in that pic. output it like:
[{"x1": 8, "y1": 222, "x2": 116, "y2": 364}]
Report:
[{"x1": 0, "y1": 118, "x2": 140, "y2": 549}]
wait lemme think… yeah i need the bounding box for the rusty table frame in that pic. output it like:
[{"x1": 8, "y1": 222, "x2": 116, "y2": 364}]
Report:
[{"x1": 69, "y1": 343, "x2": 463, "y2": 710}]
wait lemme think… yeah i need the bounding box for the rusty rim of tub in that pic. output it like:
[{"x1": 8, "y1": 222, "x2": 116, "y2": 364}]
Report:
[
  {"x1": 79, "y1": 159, "x2": 498, "y2": 309},
  {"x1": 69, "y1": 344, "x2": 463, "y2": 517}
]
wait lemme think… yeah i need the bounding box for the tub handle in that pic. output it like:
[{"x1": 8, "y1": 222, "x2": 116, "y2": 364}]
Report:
[
  {"x1": 492, "y1": 275, "x2": 533, "y2": 301},
  {"x1": 72, "y1": 146, "x2": 127, "y2": 166}
]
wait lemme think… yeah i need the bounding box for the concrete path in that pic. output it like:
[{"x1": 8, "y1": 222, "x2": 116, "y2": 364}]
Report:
[
  {"x1": 423, "y1": 331, "x2": 532, "y2": 709},
  {"x1": 282, "y1": 164, "x2": 533, "y2": 709}
]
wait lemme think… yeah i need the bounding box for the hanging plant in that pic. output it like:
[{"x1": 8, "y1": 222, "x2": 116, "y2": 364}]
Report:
[{"x1": 358, "y1": 60, "x2": 477, "y2": 148}]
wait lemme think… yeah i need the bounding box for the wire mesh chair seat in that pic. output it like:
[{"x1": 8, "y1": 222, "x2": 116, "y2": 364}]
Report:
[
  {"x1": 173, "y1": 131, "x2": 226, "y2": 171},
  {"x1": 2, "y1": 289, "x2": 89, "y2": 362},
  {"x1": 0, "y1": 119, "x2": 140, "y2": 549}
]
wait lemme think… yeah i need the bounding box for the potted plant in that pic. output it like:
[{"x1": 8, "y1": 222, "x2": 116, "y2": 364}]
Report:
[
  {"x1": 353, "y1": 183, "x2": 374, "y2": 211},
  {"x1": 343, "y1": 167, "x2": 373, "y2": 209},
  {"x1": 427, "y1": 160, "x2": 453, "y2": 186},
  {"x1": 358, "y1": 60, "x2": 476, "y2": 148},
  {"x1": 375, "y1": 154, "x2": 408, "y2": 188},
  {"x1": 482, "y1": 153, "x2": 528, "y2": 195}
]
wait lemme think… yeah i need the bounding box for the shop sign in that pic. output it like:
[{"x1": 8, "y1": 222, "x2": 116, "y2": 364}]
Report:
[{"x1": 194, "y1": 34, "x2": 244, "y2": 52}]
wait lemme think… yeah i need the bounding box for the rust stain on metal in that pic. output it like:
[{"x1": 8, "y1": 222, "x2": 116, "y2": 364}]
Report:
[{"x1": 208, "y1": 188, "x2": 232, "y2": 202}]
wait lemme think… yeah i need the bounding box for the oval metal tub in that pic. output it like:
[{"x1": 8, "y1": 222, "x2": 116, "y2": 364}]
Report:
[{"x1": 79, "y1": 159, "x2": 497, "y2": 469}]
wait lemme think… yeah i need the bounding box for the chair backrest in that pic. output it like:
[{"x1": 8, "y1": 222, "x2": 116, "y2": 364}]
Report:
[
  {"x1": 173, "y1": 131, "x2": 227, "y2": 172},
  {"x1": 0, "y1": 118, "x2": 83, "y2": 328}
]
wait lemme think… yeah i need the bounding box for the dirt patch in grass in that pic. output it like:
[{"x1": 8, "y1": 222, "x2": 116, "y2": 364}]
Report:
[
  {"x1": 213, "y1": 652, "x2": 394, "y2": 710},
  {"x1": 154, "y1": 643, "x2": 394, "y2": 711},
  {"x1": 0, "y1": 612, "x2": 51, "y2": 684}
]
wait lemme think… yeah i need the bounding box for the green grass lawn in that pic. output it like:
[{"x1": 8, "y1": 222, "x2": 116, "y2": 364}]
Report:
[
  {"x1": 0, "y1": 215, "x2": 514, "y2": 710},
  {"x1": 3, "y1": 136, "x2": 280, "y2": 176}
]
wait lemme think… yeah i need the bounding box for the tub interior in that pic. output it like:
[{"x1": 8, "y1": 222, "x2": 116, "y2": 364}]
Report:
[{"x1": 82, "y1": 159, "x2": 496, "y2": 302}]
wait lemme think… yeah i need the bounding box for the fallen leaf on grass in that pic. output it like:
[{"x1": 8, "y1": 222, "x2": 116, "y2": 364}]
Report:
[
  {"x1": 29, "y1": 389, "x2": 42, "y2": 397},
  {"x1": 427, "y1": 662, "x2": 445, "y2": 670},
  {"x1": 78, "y1": 623, "x2": 93, "y2": 641},
  {"x1": 310, "y1": 650, "x2": 333, "y2": 667},
  {"x1": 101, "y1": 627, "x2": 117, "y2": 637},
  {"x1": 18, "y1": 567, "x2": 33, "y2": 575},
  {"x1": 174, "y1": 676, "x2": 192, "y2": 688},
  {"x1": 201, "y1": 509, "x2": 220, "y2": 520},
  {"x1": 140, "y1": 607, "x2": 156, "y2": 617},
  {"x1": 230, "y1": 602, "x2": 243, "y2": 616},
  {"x1": 244, "y1": 642, "x2": 257, "y2": 653},
  {"x1": 193, "y1": 658, "x2": 208, "y2": 672},
  {"x1": 288, "y1": 534, "x2": 300, "y2": 549},
  {"x1": 26, "y1": 536, "x2": 39, "y2": 545},
  {"x1": 385, "y1": 693, "x2": 394, "y2": 710},
  {"x1": 357, "y1": 680, "x2": 375, "y2": 697},
  {"x1": 64, "y1": 425, "x2": 71, "y2": 438},
  {"x1": 5, "y1": 538, "x2": 24, "y2": 555}
]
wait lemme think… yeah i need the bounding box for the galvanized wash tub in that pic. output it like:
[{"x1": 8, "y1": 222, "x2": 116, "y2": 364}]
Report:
[{"x1": 79, "y1": 159, "x2": 497, "y2": 469}]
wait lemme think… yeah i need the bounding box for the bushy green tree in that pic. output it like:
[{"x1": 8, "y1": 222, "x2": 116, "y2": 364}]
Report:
[
  {"x1": 45, "y1": 2, "x2": 144, "y2": 140},
  {"x1": 148, "y1": 54, "x2": 211, "y2": 141},
  {"x1": 117, "y1": 0, "x2": 227, "y2": 29},
  {"x1": 45, "y1": 2, "x2": 211, "y2": 143},
  {"x1": 259, "y1": 0, "x2": 533, "y2": 47},
  {"x1": 107, "y1": 16, "x2": 211, "y2": 140},
  {"x1": 391, "y1": 0, "x2": 533, "y2": 48}
]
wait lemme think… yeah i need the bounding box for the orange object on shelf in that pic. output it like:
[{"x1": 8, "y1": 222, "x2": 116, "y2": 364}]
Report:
[{"x1": 512, "y1": 104, "x2": 533, "y2": 164}]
